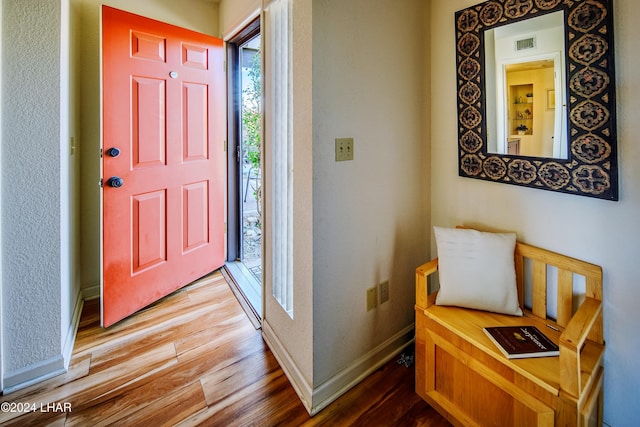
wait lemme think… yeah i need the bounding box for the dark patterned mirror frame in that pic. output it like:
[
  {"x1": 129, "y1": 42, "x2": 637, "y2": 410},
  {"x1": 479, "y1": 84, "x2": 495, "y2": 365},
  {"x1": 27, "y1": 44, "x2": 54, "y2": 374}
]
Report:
[{"x1": 455, "y1": 0, "x2": 618, "y2": 200}]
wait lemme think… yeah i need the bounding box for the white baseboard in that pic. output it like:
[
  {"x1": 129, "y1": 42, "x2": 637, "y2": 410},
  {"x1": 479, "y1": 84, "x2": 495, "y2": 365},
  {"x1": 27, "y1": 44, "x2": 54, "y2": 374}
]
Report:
[
  {"x1": 2, "y1": 355, "x2": 66, "y2": 395},
  {"x1": 62, "y1": 292, "x2": 84, "y2": 370},
  {"x1": 262, "y1": 320, "x2": 314, "y2": 412},
  {"x1": 3, "y1": 291, "x2": 84, "y2": 394},
  {"x1": 262, "y1": 321, "x2": 415, "y2": 416},
  {"x1": 82, "y1": 281, "x2": 100, "y2": 301},
  {"x1": 310, "y1": 325, "x2": 415, "y2": 415}
]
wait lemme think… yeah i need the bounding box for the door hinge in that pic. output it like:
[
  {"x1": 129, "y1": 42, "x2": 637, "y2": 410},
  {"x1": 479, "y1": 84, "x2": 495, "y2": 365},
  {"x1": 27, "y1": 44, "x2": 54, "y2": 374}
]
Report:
[
  {"x1": 224, "y1": 222, "x2": 227, "y2": 233},
  {"x1": 99, "y1": 178, "x2": 103, "y2": 188},
  {"x1": 224, "y1": 140, "x2": 227, "y2": 152},
  {"x1": 100, "y1": 148, "x2": 103, "y2": 158}
]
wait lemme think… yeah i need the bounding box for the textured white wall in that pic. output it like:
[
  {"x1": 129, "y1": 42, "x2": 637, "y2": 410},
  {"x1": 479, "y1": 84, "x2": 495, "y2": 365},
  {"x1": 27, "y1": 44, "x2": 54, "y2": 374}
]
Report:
[
  {"x1": 222, "y1": 0, "x2": 429, "y2": 413},
  {"x1": 60, "y1": 0, "x2": 77, "y2": 366},
  {"x1": 430, "y1": 1, "x2": 640, "y2": 425},
  {"x1": 0, "y1": 0, "x2": 4, "y2": 392},
  {"x1": 311, "y1": 0, "x2": 429, "y2": 387},
  {"x1": 1, "y1": 0, "x2": 64, "y2": 376},
  {"x1": 260, "y1": 0, "x2": 315, "y2": 408}
]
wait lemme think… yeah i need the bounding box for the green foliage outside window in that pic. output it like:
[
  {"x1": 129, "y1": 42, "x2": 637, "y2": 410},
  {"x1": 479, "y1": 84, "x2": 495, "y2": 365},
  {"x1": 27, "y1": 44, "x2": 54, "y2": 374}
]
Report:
[{"x1": 242, "y1": 51, "x2": 262, "y2": 217}]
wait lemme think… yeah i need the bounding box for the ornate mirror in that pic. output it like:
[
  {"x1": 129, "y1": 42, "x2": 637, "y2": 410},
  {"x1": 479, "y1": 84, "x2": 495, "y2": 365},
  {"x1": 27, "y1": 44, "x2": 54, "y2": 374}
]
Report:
[{"x1": 455, "y1": 0, "x2": 618, "y2": 200}]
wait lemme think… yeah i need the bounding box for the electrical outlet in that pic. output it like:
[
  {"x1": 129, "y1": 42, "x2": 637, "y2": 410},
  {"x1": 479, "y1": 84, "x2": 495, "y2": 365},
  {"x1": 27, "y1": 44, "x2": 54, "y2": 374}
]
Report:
[
  {"x1": 335, "y1": 137, "x2": 354, "y2": 161},
  {"x1": 366, "y1": 287, "x2": 378, "y2": 311},
  {"x1": 379, "y1": 280, "x2": 389, "y2": 304}
]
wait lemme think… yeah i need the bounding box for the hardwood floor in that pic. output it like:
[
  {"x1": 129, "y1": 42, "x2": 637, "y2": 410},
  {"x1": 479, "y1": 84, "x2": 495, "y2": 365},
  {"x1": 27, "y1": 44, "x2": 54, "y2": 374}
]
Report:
[{"x1": 0, "y1": 271, "x2": 449, "y2": 426}]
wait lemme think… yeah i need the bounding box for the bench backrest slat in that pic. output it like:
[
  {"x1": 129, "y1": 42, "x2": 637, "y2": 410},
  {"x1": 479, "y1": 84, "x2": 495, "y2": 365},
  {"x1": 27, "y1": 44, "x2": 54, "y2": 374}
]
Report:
[
  {"x1": 532, "y1": 259, "x2": 548, "y2": 319},
  {"x1": 514, "y1": 242, "x2": 603, "y2": 329},
  {"x1": 557, "y1": 269, "x2": 574, "y2": 327}
]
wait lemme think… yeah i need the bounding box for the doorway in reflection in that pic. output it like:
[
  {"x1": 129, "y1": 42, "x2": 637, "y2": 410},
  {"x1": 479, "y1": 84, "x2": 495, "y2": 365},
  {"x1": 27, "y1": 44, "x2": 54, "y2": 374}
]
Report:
[
  {"x1": 485, "y1": 11, "x2": 567, "y2": 159},
  {"x1": 506, "y1": 62, "x2": 555, "y2": 157}
]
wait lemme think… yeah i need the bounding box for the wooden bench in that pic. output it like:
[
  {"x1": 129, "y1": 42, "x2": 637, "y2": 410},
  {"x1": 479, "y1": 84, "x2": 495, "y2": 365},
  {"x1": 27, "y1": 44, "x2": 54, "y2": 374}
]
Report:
[{"x1": 415, "y1": 238, "x2": 605, "y2": 426}]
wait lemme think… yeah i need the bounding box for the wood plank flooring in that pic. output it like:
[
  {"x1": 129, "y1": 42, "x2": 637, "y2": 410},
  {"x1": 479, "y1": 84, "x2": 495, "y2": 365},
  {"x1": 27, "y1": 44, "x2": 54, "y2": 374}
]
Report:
[{"x1": 0, "y1": 271, "x2": 449, "y2": 426}]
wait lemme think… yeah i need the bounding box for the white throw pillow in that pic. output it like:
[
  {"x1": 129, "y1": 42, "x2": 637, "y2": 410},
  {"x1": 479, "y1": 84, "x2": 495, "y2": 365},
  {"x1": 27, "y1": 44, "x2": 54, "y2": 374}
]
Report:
[{"x1": 434, "y1": 226, "x2": 522, "y2": 316}]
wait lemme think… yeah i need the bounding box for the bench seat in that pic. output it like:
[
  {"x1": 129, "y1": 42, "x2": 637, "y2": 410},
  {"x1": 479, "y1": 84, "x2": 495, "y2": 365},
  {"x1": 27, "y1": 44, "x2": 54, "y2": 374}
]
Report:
[{"x1": 415, "y1": 239, "x2": 605, "y2": 426}]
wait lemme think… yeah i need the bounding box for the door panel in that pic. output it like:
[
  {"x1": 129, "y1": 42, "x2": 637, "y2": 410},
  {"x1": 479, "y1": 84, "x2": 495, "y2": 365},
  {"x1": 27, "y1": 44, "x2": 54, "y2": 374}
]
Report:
[
  {"x1": 183, "y1": 83, "x2": 208, "y2": 161},
  {"x1": 183, "y1": 182, "x2": 209, "y2": 251},
  {"x1": 132, "y1": 191, "x2": 167, "y2": 272},
  {"x1": 132, "y1": 77, "x2": 166, "y2": 167},
  {"x1": 102, "y1": 6, "x2": 225, "y2": 327}
]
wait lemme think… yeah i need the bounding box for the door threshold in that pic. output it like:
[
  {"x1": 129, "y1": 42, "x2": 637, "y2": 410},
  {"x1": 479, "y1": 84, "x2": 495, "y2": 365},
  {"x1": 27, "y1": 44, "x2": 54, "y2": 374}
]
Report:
[{"x1": 222, "y1": 262, "x2": 262, "y2": 329}]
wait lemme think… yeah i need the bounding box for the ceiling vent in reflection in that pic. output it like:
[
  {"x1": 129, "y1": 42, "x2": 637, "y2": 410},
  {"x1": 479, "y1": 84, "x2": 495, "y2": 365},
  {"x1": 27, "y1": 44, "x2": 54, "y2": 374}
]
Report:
[{"x1": 516, "y1": 36, "x2": 536, "y2": 51}]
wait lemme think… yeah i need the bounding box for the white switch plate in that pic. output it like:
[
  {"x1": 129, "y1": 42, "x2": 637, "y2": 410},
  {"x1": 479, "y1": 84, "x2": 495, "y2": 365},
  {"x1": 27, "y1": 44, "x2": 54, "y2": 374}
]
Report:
[{"x1": 335, "y1": 138, "x2": 354, "y2": 161}]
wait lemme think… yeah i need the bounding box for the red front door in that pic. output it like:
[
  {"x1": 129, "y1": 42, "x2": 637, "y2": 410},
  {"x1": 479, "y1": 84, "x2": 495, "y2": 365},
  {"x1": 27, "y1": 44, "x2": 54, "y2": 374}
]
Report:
[{"x1": 102, "y1": 6, "x2": 225, "y2": 327}]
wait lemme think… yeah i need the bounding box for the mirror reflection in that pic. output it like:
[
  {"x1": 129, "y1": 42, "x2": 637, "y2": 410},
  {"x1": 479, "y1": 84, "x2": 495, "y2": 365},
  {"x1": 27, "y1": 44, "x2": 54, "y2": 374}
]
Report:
[
  {"x1": 485, "y1": 11, "x2": 566, "y2": 158},
  {"x1": 455, "y1": 0, "x2": 617, "y2": 200}
]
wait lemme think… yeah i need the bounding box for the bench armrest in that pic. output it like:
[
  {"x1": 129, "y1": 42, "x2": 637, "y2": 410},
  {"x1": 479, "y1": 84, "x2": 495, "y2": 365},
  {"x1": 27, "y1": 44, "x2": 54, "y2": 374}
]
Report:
[
  {"x1": 561, "y1": 297, "x2": 603, "y2": 349},
  {"x1": 416, "y1": 258, "x2": 438, "y2": 309},
  {"x1": 559, "y1": 297, "x2": 604, "y2": 398}
]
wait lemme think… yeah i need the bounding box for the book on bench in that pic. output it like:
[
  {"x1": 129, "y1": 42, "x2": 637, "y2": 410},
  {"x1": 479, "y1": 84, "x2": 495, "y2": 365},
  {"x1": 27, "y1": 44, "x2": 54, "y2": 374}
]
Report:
[{"x1": 483, "y1": 326, "x2": 559, "y2": 359}]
